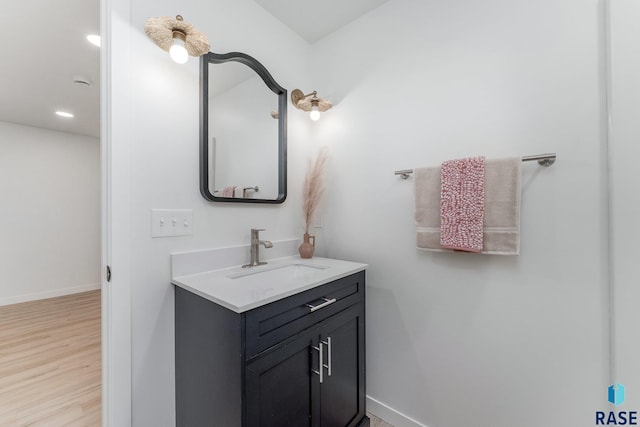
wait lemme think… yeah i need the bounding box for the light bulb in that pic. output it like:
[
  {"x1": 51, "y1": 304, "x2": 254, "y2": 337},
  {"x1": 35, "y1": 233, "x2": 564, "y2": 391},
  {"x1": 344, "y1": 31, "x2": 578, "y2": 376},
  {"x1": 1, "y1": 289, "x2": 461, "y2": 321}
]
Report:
[
  {"x1": 56, "y1": 111, "x2": 74, "y2": 118},
  {"x1": 309, "y1": 105, "x2": 320, "y2": 121},
  {"x1": 169, "y1": 37, "x2": 188, "y2": 64}
]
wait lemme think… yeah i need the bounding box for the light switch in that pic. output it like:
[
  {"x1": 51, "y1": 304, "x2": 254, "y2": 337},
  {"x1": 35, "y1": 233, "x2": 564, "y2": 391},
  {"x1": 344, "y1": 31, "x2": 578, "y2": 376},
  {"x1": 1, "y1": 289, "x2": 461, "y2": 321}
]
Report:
[
  {"x1": 152, "y1": 209, "x2": 193, "y2": 238},
  {"x1": 313, "y1": 210, "x2": 323, "y2": 228}
]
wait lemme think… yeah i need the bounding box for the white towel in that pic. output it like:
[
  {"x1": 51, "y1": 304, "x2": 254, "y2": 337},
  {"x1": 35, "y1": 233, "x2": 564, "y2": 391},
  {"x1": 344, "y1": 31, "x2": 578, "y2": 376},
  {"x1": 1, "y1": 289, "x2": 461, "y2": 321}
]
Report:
[{"x1": 414, "y1": 157, "x2": 522, "y2": 255}]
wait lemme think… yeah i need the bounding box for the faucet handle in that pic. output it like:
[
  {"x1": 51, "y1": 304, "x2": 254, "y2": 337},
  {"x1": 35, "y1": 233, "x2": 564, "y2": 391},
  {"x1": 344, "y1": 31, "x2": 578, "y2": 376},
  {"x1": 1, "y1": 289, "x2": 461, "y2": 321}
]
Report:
[{"x1": 250, "y1": 228, "x2": 266, "y2": 239}]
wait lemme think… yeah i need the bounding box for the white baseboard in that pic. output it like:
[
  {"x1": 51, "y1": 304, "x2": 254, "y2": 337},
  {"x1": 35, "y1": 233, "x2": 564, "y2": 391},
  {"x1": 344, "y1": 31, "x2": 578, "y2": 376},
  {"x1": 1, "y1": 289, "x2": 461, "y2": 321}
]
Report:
[
  {"x1": 0, "y1": 282, "x2": 101, "y2": 307},
  {"x1": 367, "y1": 395, "x2": 428, "y2": 427}
]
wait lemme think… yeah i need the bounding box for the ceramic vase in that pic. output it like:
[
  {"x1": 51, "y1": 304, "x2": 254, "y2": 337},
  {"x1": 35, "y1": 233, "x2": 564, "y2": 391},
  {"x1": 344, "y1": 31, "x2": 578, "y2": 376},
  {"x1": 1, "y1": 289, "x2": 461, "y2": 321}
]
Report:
[{"x1": 298, "y1": 233, "x2": 316, "y2": 259}]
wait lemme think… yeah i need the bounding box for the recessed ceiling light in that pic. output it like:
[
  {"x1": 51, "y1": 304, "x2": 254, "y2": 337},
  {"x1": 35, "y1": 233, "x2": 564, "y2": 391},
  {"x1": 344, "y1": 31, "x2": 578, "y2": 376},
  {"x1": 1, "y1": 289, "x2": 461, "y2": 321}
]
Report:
[
  {"x1": 56, "y1": 111, "x2": 74, "y2": 118},
  {"x1": 87, "y1": 34, "x2": 101, "y2": 47}
]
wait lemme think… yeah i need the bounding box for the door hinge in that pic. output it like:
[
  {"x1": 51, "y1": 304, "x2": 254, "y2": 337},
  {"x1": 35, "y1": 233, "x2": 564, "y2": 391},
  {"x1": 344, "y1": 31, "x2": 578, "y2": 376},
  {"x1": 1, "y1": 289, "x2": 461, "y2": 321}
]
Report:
[{"x1": 106, "y1": 265, "x2": 112, "y2": 282}]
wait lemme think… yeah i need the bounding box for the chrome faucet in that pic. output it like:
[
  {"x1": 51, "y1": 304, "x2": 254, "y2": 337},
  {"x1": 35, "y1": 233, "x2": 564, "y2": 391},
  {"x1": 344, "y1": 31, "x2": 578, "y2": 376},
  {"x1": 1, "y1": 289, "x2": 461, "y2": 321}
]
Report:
[{"x1": 242, "y1": 228, "x2": 273, "y2": 268}]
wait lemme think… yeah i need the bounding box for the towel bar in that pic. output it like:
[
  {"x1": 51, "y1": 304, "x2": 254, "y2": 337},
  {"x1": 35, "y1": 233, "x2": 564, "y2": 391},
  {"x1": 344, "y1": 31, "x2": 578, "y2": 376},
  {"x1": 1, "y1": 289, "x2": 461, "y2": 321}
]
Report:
[
  {"x1": 394, "y1": 153, "x2": 556, "y2": 179},
  {"x1": 213, "y1": 186, "x2": 259, "y2": 194}
]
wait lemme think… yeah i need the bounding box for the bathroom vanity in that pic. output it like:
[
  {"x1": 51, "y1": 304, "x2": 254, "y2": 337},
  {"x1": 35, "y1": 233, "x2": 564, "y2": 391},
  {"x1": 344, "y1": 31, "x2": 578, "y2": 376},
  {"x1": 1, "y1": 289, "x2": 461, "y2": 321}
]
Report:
[{"x1": 172, "y1": 257, "x2": 369, "y2": 427}]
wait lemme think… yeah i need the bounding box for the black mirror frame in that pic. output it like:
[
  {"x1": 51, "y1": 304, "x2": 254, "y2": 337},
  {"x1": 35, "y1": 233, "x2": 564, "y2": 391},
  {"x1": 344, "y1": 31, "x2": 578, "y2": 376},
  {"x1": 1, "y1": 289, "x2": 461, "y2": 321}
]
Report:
[{"x1": 200, "y1": 51, "x2": 287, "y2": 204}]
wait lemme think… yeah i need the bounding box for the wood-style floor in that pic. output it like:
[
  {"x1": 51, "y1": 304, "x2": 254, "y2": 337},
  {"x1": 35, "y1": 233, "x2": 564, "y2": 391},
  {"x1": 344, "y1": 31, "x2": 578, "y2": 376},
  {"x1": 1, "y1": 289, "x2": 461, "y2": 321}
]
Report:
[
  {"x1": 0, "y1": 290, "x2": 101, "y2": 427},
  {"x1": 368, "y1": 413, "x2": 394, "y2": 427}
]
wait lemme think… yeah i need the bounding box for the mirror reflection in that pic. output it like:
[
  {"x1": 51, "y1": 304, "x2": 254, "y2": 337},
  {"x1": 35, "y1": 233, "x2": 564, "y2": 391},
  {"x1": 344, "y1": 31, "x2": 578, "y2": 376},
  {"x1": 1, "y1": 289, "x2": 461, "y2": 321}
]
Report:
[
  {"x1": 200, "y1": 52, "x2": 287, "y2": 203},
  {"x1": 208, "y1": 62, "x2": 278, "y2": 199}
]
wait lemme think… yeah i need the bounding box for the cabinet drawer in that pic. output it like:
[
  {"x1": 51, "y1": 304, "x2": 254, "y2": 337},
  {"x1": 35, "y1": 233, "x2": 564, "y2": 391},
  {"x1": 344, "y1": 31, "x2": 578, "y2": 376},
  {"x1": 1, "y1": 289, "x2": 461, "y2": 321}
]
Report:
[{"x1": 245, "y1": 271, "x2": 365, "y2": 360}]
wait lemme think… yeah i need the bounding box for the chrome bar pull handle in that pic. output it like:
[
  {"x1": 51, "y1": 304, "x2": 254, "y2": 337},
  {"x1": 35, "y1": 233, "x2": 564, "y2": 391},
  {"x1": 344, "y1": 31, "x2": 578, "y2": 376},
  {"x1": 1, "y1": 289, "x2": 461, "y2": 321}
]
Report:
[
  {"x1": 312, "y1": 342, "x2": 324, "y2": 383},
  {"x1": 322, "y1": 337, "x2": 332, "y2": 376},
  {"x1": 306, "y1": 297, "x2": 337, "y2": 312}
]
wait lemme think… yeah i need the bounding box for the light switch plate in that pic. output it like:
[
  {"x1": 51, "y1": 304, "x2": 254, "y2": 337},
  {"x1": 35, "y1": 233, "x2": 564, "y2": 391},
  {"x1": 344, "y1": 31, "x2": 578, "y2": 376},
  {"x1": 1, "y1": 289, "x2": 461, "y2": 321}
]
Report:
[
  {"x1": 151, "y1": 209, "x2": 193, "y2": 238},
  {"x1": 313, "y1": 210, "x2": 324, "y2": 228}
]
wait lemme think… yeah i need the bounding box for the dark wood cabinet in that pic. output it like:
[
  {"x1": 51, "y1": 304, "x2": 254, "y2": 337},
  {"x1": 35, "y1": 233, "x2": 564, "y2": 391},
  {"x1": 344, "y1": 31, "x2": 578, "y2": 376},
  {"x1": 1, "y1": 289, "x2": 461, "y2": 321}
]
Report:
[
  {"x1": 245, "y1": 326, "x2": 320, "y2": 427},
  {"x1": 175, "y1": 270, "x2": 368, "y2": 427},
  {"x1": 319, "y1": 304, "x2": 365, "y2": 427}
]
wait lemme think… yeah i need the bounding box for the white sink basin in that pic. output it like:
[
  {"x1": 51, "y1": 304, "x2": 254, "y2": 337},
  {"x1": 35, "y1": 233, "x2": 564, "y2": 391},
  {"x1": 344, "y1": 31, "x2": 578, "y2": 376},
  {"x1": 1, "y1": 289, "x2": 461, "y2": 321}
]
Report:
[
  {"x1": 227, "y1": 262, "x2": 329, "y2": 282},
  {"x1": 171, "y1": 256, "x2": 367, "y2": 313}
]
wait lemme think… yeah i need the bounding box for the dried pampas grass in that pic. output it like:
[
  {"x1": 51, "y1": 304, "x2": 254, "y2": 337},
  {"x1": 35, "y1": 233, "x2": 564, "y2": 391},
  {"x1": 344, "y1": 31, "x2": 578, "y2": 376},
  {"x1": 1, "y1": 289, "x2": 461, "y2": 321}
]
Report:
[{"x1": 303, "y1": 147, "x2": 330, "y2": 233}]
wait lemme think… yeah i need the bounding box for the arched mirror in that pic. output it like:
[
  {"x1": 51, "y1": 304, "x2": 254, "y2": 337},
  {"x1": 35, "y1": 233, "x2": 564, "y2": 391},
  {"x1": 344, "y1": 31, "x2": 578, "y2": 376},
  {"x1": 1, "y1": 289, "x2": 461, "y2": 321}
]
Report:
[{"x1": 200, "y1": 51, "x2": 287, "y2": 203}]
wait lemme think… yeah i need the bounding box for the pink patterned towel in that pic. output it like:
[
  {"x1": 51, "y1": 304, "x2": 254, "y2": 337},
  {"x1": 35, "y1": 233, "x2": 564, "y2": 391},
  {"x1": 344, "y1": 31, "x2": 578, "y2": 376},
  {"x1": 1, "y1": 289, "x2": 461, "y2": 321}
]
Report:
[
  {"x1": 440, "y1": 157, "x2": 485, "y2": 252},
  {"x1": 221, "y1": 186, "x2": 236, "y2": 197}
]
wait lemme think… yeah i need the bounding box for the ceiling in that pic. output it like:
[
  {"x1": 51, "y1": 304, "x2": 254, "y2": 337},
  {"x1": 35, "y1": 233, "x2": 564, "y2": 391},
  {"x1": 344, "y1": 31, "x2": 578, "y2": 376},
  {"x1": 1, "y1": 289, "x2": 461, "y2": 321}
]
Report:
[
  {"x1": 253, "y1": 0, "x2": 389, "y2": 44},
  {"x1": 0, "y1": 0, "x2": 386, "y2": 139},
  {"x1": 1, "y1": 0, "x2": 100, "y2": 138}
]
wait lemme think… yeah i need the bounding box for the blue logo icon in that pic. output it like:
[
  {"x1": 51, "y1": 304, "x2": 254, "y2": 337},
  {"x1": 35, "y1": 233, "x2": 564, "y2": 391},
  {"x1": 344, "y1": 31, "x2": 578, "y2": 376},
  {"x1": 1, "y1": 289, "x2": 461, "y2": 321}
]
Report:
[{"x1": 609, "y1": 383, "x2": 626, "y2": 407}]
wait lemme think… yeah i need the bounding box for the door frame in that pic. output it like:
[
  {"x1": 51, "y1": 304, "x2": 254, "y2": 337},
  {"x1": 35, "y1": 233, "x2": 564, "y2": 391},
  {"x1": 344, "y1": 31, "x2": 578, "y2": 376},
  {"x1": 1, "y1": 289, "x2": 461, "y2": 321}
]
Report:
[{"x1": 101, "y1": 0, "x2": 132, "y2": 424}]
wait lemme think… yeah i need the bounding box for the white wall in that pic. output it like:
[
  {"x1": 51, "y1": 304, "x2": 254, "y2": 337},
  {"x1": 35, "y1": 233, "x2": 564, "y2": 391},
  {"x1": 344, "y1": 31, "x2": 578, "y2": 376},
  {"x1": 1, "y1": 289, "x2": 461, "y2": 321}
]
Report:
[
  {"x1": 108, "y1": 0, "x2": 625, "y2": 425},
  {"x1": 109, "y1": 0, "x2": 314, "y2": 425},
  {"x1": 313, "y1": 0, "x2": 610, "y2": 426},
  {"x1": 0, "y1": 121, "x2": 100, "y2": 305},
  {"x1": 609, "y1": 0, "x2": 640, "y2": 410}
]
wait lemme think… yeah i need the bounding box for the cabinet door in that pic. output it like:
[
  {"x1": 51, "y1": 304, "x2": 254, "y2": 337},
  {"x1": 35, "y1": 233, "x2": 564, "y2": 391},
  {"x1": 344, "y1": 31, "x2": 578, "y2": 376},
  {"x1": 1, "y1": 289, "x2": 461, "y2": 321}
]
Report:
[
  {"x1": 245, "y1": 327, "x2": 321, "y2": 427},
  {"x1": 319, "y1": 303, "x2": 366, "y2": 427}
]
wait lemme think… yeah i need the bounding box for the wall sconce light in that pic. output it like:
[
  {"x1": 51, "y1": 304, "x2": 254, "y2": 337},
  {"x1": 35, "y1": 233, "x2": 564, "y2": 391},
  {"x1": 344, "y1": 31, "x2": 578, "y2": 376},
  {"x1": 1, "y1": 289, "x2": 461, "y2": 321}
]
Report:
[
  {"x1": 144, "y1": 15, "x2": 210, "y2": 64},
  {"x1": 291, "y1": 89, "x2": 332, "y2": 121}
]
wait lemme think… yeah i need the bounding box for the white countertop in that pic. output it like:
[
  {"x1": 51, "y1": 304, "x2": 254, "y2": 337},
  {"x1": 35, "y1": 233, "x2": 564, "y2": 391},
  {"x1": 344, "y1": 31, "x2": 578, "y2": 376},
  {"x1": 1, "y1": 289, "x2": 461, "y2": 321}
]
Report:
[{"x1": 171, "y1": 256, "x2": 367, "y2": 313}]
